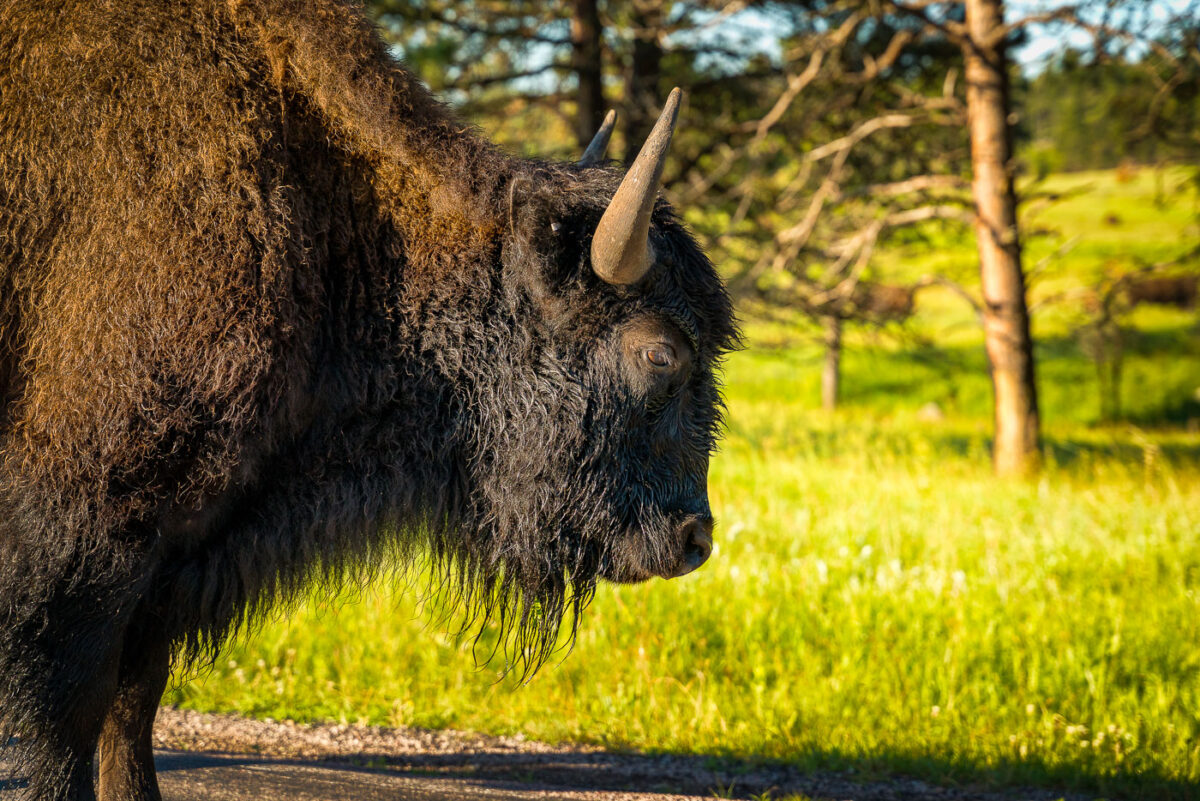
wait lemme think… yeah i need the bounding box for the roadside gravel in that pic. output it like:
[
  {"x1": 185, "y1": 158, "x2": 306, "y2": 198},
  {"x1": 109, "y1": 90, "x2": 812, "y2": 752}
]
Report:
[{"x1": 152, "y1": 707, "x2": 1095, "y2": 801}]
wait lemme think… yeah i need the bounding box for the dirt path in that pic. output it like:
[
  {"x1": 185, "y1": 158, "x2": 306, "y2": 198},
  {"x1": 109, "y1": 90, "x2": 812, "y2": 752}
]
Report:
[
  {"x1": 154, "y1": 750, "x2": 677, "y2": 801},
  {"x1": 143, "y1": 708, "x2": 1091, "y2": 801}
]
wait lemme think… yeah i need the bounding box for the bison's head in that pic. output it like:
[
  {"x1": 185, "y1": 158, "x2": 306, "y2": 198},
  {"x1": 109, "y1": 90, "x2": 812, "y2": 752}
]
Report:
[{"x1": 435, "y1": 90, "x2": 738, "y2": 669}]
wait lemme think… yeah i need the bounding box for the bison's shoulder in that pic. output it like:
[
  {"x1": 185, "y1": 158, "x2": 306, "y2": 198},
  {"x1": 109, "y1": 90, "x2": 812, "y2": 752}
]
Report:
[{"x1": 0, "y1": 1, "x2": 337, "y2": 512}]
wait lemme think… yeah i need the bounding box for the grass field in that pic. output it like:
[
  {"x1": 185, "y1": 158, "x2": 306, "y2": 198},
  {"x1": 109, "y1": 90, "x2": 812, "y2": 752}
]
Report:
[{"x1": 166, "y1": 168, "x2": 1200, "y2": 800}]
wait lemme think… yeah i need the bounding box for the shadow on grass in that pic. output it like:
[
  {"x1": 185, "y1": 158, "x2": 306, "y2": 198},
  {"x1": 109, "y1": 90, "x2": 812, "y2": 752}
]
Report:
[
  {"x1": 744, "y1": 320, "x2": 1199, "y2": 430},
  {"x1": 1121, "y1": 394, "x2": 1200, "y2": 428},
  {"x1": 1041, "y1": 433, "x2": 1200, "y2": 469},
  {"x1": 738, "y1": 421, "x2": 1200, "y2": 473},
  {"x1": 144, "y1": 742, "x2": 1193, "y2": 801}
]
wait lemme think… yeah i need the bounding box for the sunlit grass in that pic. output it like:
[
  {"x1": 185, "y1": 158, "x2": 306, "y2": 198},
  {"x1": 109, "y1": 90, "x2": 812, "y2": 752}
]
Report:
[{"x1": 167, "y1": 169, "x2": 1200, "y2": 800}]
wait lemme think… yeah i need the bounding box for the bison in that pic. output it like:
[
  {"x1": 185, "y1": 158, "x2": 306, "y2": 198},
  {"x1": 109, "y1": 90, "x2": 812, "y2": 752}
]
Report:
[
  {"x1": 0, "y1": 1, "x2": 739, "y2": 799},
  {"x1": 1123, "y1": 274, "x2": 1198, "y2": 310}
]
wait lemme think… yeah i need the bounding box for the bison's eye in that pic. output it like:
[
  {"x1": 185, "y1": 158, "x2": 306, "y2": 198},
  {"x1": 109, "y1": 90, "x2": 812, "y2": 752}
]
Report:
[{"x1": 643, "y1": 344, "x2": 676, "y2": 370}]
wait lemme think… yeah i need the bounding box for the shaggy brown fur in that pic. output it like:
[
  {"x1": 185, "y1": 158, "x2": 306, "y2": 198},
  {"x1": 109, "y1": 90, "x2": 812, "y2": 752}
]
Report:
[{"x1": 0, "y1": 2, "x2": 738, "y2": 800}]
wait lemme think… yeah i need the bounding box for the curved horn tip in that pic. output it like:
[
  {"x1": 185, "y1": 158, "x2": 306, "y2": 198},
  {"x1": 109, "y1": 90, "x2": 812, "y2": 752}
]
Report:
[
  {"x1": 589, "y1": 89, "x2": 683, "y2": 285},
  {"x1": 664, "y1": 86, "x2": 683, "y2": 115},
  {"x1": 634, "y1": 87, "x2": 682, "y2": 181},
  {"x1": 578, "y1": 109, "x2": 617, "y2": 166}
]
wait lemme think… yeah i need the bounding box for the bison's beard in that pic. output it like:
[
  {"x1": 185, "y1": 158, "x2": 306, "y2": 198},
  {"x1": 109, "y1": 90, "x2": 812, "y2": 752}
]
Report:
[
  {"x1": 428, "y1": 438, "x2": 690, "y2": 678},
  {"x1": 426, "y1": 497, "x2": 685, "y2": 680},
  {"x1": 424, "y1": 539, "x2": 596, "y2": 681},
  {"x1": 425, "y1": 473, "x2": 607, "y2": 681}
]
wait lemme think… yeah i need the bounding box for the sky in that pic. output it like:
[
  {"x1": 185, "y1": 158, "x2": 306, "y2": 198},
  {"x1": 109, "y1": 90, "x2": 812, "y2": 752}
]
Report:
[
  {"x1": 1009, "y1": 0, "x2": 1196, "y2": 71},
  {"x1": 676, "y1": 0, "x2": 1196, "y2": 77},
  {"x1": 421, "y1": 0, "x2": 1196, "y2": 98}
]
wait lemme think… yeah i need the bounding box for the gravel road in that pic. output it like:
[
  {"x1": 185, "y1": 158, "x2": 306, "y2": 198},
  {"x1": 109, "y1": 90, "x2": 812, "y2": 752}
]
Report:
[{"x1": 0, "y1": 708, "x2": 1094, "y2": 801}]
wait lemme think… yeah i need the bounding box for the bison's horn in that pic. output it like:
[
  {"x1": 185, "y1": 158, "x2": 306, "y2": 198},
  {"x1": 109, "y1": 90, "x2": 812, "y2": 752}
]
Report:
[
  {"x1": 591, "y1": 88, "x2": 681, "y2": 286},
  {"x1": 578, "y1": 109, "x2": 617, "y2": 166}
]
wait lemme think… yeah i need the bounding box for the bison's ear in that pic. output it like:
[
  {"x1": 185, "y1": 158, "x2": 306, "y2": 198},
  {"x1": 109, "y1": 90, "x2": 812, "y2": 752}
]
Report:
[
  {"x1": 590, "y1": 89, "x2": 681, "y2": 287},
  {"x1": 498, "y1": 182, "x2": 580, "y2": 305}
]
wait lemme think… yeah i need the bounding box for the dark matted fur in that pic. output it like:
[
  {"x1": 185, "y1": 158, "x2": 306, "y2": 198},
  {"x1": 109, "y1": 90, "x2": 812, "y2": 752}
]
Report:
[{"x1": 0, "y1": 0, "x2": 738, "y2": 798}]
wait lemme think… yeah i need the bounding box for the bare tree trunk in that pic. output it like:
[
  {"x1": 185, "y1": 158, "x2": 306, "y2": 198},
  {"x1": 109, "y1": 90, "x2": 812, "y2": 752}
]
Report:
[
  {"x1": 1109, "y1": 331, "x2": 1124, "y2": 421},
  {"x1": 964, "y1": 0, "x2": 1041, "y2": 475},
  {"x1": 625, "y1": 0, "x2": 663, "y2": 163},
  {"x1": 570, "y1": 0, "x2": 605, "y2": 149},
  {"x1": 821, "y1": 315, "x2": 842, "y2": 411},
  {"x1": 1097, "y1": 354, "x2": 1115, "y2": 424}
]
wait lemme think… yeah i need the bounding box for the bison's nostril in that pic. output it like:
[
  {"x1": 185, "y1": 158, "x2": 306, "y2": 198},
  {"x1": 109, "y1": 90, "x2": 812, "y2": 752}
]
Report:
[
  {"x1": 669, "y1": 516, "x2": 714, "y2": 578},
  {"x1": 685, "y1": 524, "x2": 712, "y2": 566}
]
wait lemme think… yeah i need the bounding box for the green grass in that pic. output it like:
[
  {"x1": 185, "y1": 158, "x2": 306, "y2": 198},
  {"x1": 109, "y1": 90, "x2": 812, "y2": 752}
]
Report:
[{"x1": 166, "y1": 168, "x2": 1200, "y2": 800}]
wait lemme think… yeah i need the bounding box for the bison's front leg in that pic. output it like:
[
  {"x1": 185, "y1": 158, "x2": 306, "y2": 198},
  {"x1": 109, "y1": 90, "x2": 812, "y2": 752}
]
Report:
[
  {"x1": 96, "y1": 612, "x2": 171, "y2": 801},
  {"x1": 0, "y1": 588, "x2": 127, "y2": 801},
  {"x1": 0, "y1": 509, "x2": 164, "y2": 801}
]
